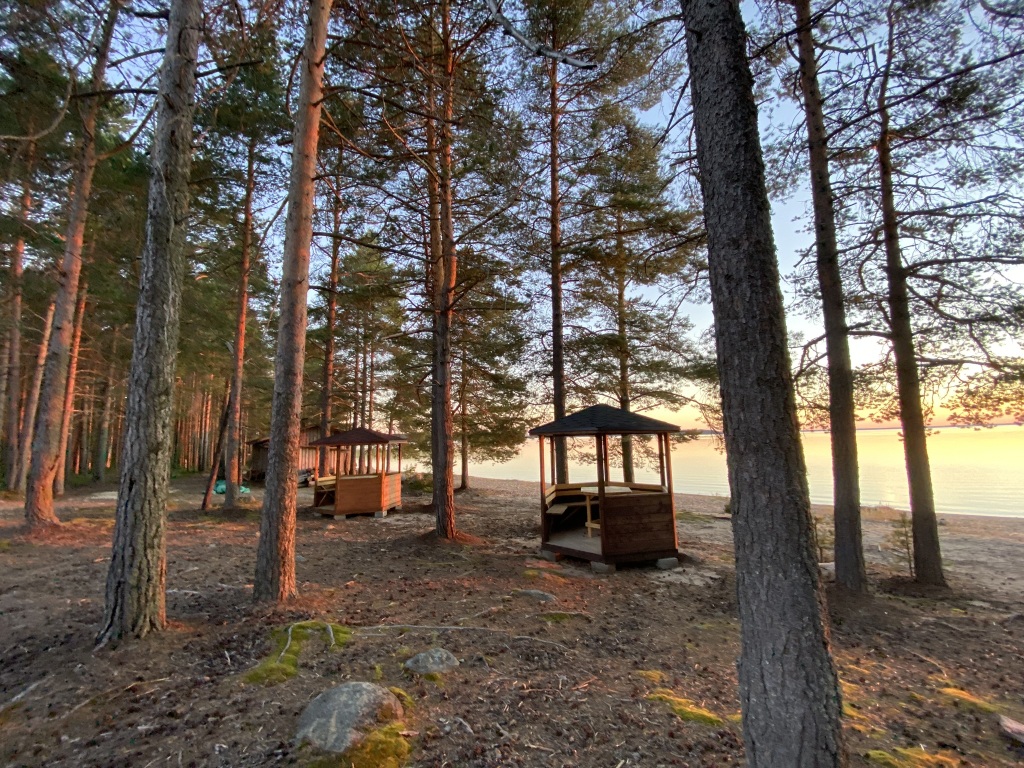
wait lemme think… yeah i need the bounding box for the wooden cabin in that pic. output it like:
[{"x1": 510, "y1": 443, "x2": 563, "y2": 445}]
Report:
[
  {"x1": 246, "y1": 422, "x2": 346, "y2": 483},
  {"x1": 309, "y1": 428, "x2": 408, "y2": 518},
  {"x1": 529, "y1": 404, "x2": 680, "y2": 570}
]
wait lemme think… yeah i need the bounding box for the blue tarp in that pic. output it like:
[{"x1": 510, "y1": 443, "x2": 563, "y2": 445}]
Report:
[{"x1": 214, "y1": 480, "x2": 250, "y2": 495}]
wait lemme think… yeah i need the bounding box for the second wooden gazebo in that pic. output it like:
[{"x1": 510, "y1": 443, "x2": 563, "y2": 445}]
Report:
[
  {"x1": 529, "y1": 404, "x2": 681, "y2": 570},
  {"x1": 309, "y1": 427, "x2": 408, "y2": 518}
]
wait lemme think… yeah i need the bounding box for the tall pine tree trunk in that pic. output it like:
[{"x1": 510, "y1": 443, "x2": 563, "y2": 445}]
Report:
[
  {"x1": 97, "y1": 0, "x2": 201, "y2": 644},
  {"x1": 24, "y1": 0, "x2": 121, "y2": 528},
  {"x1": 458, "y1": 352, "x2": 469, "y2": 490},
  {"x1": 5, "y1": 149, "x2": 33, "y2": 489},
  {"x1": 202, "y1": 381, "x2": 231, "y2": 511},
  {"x1": 16, "y1": 301, "x2": 55, "y2": 496},
  {"x1": 549, "y1": 52, "x2": 569, "y2": 484},
  {"x1": 224, "y1": 139, "x2": 256, "y2": 508},
  {"x1": 253, "y1": 0, "x2": 331, "y2": 604},
  {"x1": 679, "y1": 0, "x2": 846, "y2": 763},
  {"x1": 792, "y1": 0, "x2": 866, "y2": 592},
  {"x1": 0, "y1": 335, "x2": 9, "y2": 462},
  {"x1": 431, "y1": 0, "x2": 457, "y2": 539},
  {"x1": 54, "y1": 284, "x2": 87, "y2": 496},
  {"x1": 876, "y1": 21, "x2": 944, "y2": 586},
  {"x1": 318, "y1": 188, "x2": 341, "y2": 475},
  {"x1": 93, "y1": 338, "x2": 118, "y2": 483},
  {"x1": 614, "y1": 241, "x2": 634, "y2": 483}
]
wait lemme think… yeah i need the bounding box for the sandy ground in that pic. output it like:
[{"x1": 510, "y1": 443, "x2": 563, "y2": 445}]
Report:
[{"x1": 0, "y1": 474, "x2": 1022, "y2": 768}]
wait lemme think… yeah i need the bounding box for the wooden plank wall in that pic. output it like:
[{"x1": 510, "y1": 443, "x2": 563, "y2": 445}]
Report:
[
  {"x1": 382, "y1": 472, "x2": 402, "y2": 510},
  {"x1": 601, "y1": 494, "x2": 676, "y2": 557}
]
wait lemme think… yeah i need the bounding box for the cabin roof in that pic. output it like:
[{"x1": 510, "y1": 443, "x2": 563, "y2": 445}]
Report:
[
  {"x1": 529, "y1": 404, "x2": 680, "y2": 437},
  {"x1": 308, "y1": 427, "x2": 409, "y2": 447}
]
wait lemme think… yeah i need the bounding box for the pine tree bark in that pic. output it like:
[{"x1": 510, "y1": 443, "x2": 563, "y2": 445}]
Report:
[
  {"x1": 81, "y1": 383, "x2": 93, "y2": 476},
  {"x1": 97, "y1": 0, "x2": 201, "y2": 644},
  {"x1": 24, "y1": 0, "x2": 121, "y2": 526},
  {"x1": 5, "y1": 148, "x2": 33, "y2": 489},
  {"x1": 253, "y1": 0, "x2": 331, "y2": 604},
  {"x1": 458, "y1": 352, "x2": 469, "y2": 490},
  {"x1": 318, "y1": 185, "x2": 341, "y2": 475},
  {"x1": 549, "y1": 52, "x2": 569, "y2": 484},
  {"x1": 876, "y1": 17, "x2": 944, "y2": 586},
  {"x1": 93, "y1": 339, "x2": 118, "y2": 483},
  {"x1": 54, "y1": 285, "x2": 87, "y2": 496},
  {"x1": 430, "y1": 0, "x2": 457, "y2": 539},
  {"x1": 679, "y1": 0, "x2": 847, "y2": 763},
  {"x1": 614, "y1": 245, "x2": 634, "y2": 483},
  {"x1": 0, "y1": 335, "x2": 9, "y2": 459},
  {"x1": 202, "y1": 381, "x2": 231, "y2": 511},
  {"x1": 791, "y1": 0, "x2": 867, "y2": 592},
  {"x1": 16, "y1": 301, "x2": 55, "y2": 497},
  {"x1": 224, "y1": 139, "x2": 256, "y2": 508}
]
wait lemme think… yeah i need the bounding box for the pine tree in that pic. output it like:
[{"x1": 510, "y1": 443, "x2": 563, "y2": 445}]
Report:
[
  {"x1": 254, "y1": 0, "x2": 332, "y2": 604},
  {"x1": 98, "y1": 0, "x2": 202, "y2": 644},
  {"x1": 679, "y1": 0, "x2": 846, "y2": 761}
]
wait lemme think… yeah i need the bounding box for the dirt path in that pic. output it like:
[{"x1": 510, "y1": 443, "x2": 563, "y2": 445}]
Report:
[{"x1": 1, "y1": 476, "x2": 1021, "y2": 767}]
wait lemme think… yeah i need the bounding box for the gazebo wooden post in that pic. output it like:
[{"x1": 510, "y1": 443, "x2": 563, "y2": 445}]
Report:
[
  {"x1": 602, "y1": 434, "x2": 611, "y2": 483},
  {"x1": 596, "y1": 436, "x2": 607, "y2": 547},
  {"x1": 538, "y1": 436, "x2": 547, "y2": 509},
  {"x1": 658, "y1": 434, "x2": 667, "y2": 489},
  {"x1": 397, "y1": 444, "x2": 402, "y2": 473},
  {"x1": 549, "y1": 436, "x2": 556, "y2": 486},
  {"x1": 663, "y1": 431, "x2": 677, "y2": 526}
]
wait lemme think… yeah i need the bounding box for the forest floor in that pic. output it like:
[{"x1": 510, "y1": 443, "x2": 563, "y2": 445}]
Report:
[{"x1": 0, "y1": 474, "x2": 1022, "y2": 768}]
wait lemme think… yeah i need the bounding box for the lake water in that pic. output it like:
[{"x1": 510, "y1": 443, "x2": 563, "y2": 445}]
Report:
[{"x1": 472, "y1": 424, "x2": 1024, "y2": 519}]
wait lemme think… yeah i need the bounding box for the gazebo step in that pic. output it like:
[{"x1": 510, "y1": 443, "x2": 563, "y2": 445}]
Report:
[{"x1": 546, "y1": 503, "x2": 570, "y2": 515}]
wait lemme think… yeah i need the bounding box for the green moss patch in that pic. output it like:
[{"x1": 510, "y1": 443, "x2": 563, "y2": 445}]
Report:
[
  {"x1": 938, "y1": 687, "x2": 1000, "y2": 713},
  {"x1": 646, "y1": 689, "x2": 723, "y2": 726},
  {"x1": 636, "y1": 670, "x2": 665, "y2": 684},
  {"x1": 342, "y1": 724, "x2": 411, "y2": 768},
  {"x1": 244, "y1": 621, "x2": 351, "y2": 686},
  {"x1": 866, "y1": 748, "x2": 959, "y2": 767},
  {"x1": 388, "y1": 687, "x2": 415, "y2": 711},
  {"x1": 866, "y1": 751, "x2": 902, "y2": 768}
]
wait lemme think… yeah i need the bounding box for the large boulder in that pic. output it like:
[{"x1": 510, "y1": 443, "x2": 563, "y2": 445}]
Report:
[
  {"x1": 404, "y1": 648, "x2": 460, "y2": 676},
  {"x1": 295, "y1": 682, "x2": 403, "y2": 753}
]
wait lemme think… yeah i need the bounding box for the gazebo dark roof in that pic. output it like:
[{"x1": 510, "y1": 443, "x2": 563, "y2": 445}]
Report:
[
  {"x1": 529, "y1": 404, "x2": 680, "y2": 437},
  {"x1": 308, "y1": 427, "x2": 408, "y2": 447}
]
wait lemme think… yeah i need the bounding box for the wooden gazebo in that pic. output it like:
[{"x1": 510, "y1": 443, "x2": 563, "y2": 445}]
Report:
[
  {"x1": 529, "y1": 404, "x2": 680, "y2": 570},
  {"x1": 308, "y1": 428, "x2": 408, "y2": 518}
]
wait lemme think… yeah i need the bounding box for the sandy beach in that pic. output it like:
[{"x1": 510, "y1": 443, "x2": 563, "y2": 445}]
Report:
[{"x1": 466, "y1": 475, "x2": 1024, "y2": 601}]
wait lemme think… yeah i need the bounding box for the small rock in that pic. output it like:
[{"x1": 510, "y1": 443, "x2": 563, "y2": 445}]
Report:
[
  {"x1": 404, "y1": 648, "x2": 460, "y2": 676},
  {"x1": 1000, "y1": 715, "x2": 1024, "y2": 746},
  {"x1": 656, "y1": 557, "x2": 680, "y2": 570},
  {"x1": 591, "y1": 562, "x2": 616, "y2": 574},
  {"x1": 295, "y1": 555, "x2": 307, "y2": 563},
  {"x1": 295, "y1": 682, "x2": 403, "y2": 753},
  {"x1": 511, "y1": 589, "x2": 557, "y2": 602},
  {"x1": 967, "y1": 600, "x2": 990, "y2": 609}
]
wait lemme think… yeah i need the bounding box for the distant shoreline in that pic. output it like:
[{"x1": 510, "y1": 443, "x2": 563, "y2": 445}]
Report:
[{"x1": 464, "y1": 475, "x2": 1024, "y2": 525}]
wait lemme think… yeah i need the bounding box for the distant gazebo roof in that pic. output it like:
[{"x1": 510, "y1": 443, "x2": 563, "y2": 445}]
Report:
[
  {"x1": 308, "y1": 427, "x2": 408, "y2": 447},
  {"x1": 528, "y1": 404, "x2": 680, "y2": 437}
]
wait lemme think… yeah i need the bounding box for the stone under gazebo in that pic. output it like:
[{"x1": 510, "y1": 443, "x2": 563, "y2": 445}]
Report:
[{"x1": 529, "y1": 404, "x2": 681, "y2": 571}]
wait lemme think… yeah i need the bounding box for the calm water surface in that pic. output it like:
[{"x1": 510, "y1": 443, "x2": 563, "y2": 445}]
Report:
[{"x1": 473, "y1": 425, "x2": 1024, "y2": 518}]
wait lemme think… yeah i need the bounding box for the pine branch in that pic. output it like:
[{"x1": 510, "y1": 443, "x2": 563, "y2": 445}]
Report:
[{"x1": 483, "y1": 0, "x2": 596, "y2": 70}]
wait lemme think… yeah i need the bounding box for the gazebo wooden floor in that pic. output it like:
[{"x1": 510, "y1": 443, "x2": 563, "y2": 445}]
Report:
[{"x1": 546, "y1": 528, "x2": 601, "y2": 558}]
